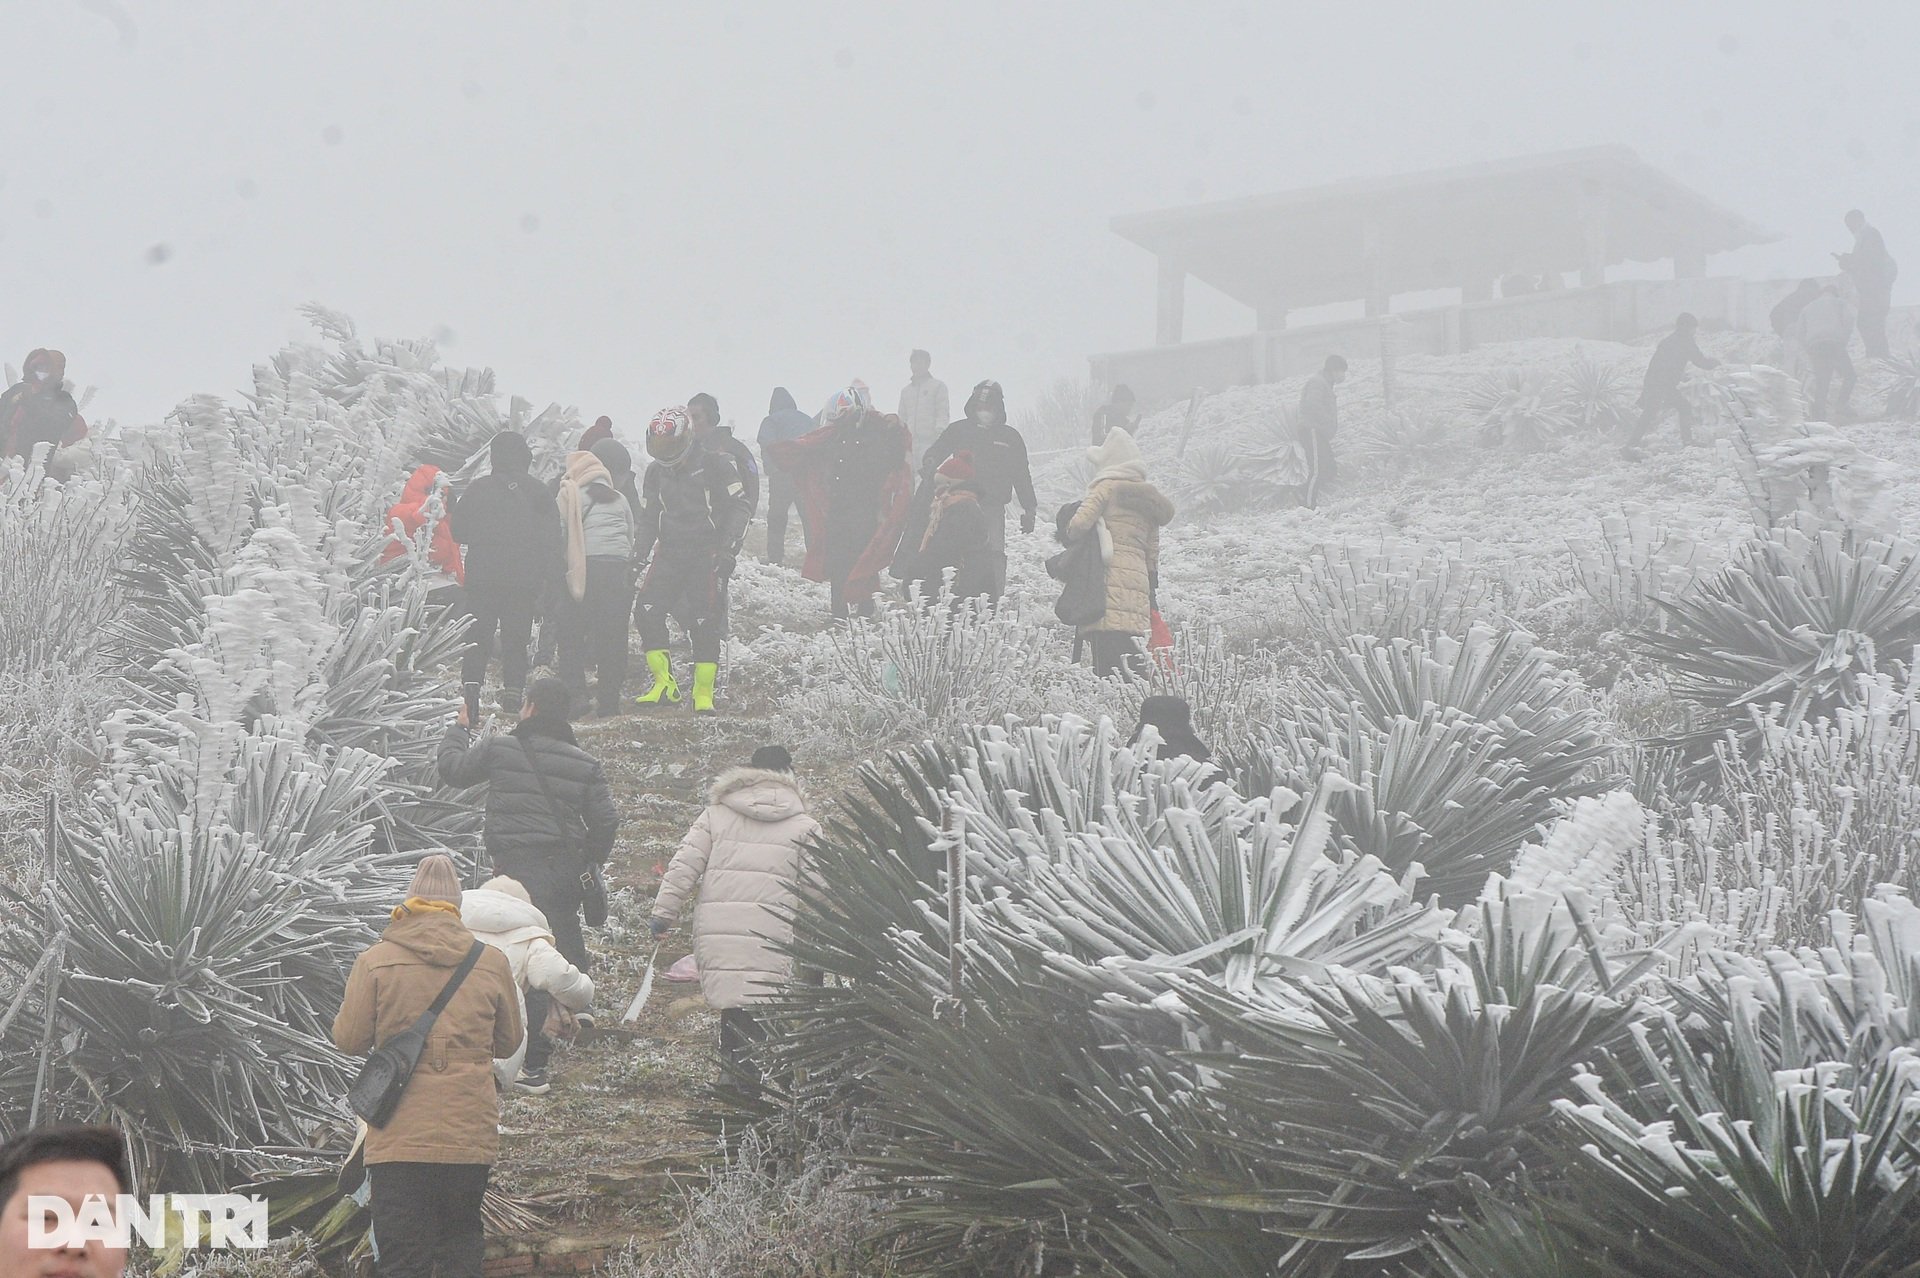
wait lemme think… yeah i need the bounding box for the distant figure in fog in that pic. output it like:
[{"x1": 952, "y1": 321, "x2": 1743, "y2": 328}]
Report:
[
  {"x1": 1297, "y1": 355, "x2": 1346, "y2": 507},
  {"x1": 449, "y1": 431, "x2": 563, "y2": 717},
  {"x1": 757, "y1": 387, "x2": 816, "y2": 566},
  {"x1": 1091, "y1": 383, "x2": 1139, "y2": 447},
  {"x1": 1068, "y1": 428, "x2": 1174, "y2": 678},
  {"x1": 1835, "y1": 210, "x2": 1897, "y2": 360},
  {"x1": 1796, "y1": 284, "x2": 1858, "y2": 422},
  {"x1": 769, "y1": 385, "x2": 914, "y2": 618},
  {"x1": 896, "y1": 349, "x2": 950, "y2": 465},
  {"x1": 1619, "y1": 313, "x2": 1718, "y2": 456},
  {"x1": 1770, "y1": 279, "x2": 1822, "y2": 381},
  {"x1": 0, "y1": 348, "x2": 89, "y2": 479}
]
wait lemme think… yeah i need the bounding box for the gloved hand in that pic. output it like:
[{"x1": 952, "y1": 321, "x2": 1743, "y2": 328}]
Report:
[
  {"x1": 649, "y1": 917, "x2": 672, "y2": 939},
  {"x1": 1020, "y1": 508, "x2": 1037, "y2": 535}
]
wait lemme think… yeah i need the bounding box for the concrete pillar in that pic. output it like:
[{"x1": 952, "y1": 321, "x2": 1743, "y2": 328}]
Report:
[
  {"x1": 1155, "y1": 255, "x2": 1186, "y2": 347},
  {"x1": 1673, "y1": 248, "x2": 1707, "y2": 279}
]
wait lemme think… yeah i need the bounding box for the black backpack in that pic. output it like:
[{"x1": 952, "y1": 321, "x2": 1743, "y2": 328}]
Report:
[{"x1": 1046, "y1": 501, "x2": 1107, "y2": 628}]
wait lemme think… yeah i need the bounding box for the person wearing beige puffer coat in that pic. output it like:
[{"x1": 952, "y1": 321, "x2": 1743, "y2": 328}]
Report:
[
  {"x1": 460, "y1": 876, "x2": 595, "y2": 1093},
  {"x1": 650, "y1": 745, "x2": 821, "y2": 1075},
  {"x1": 1067, "y1": 427, "x2": 1175, "y2": 677}
]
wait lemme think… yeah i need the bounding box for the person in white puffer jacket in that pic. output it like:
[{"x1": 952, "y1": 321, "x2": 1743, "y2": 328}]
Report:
[
  {"x1": 650, "y1": 745, "x2": 821, "y2": 1078},
  {"x1": 461, "y1": 875, "x2": 595, "y2": 1095}
]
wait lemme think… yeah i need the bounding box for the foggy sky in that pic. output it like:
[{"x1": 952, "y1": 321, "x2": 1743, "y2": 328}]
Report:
[{"x1": 9, "y1": 0, "x2": 1918, "y2": 435}]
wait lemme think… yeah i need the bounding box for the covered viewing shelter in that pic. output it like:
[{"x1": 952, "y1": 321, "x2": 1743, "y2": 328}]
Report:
[{"x1": 1094, "y1": 146, "x2": 1783, "y2": 404}]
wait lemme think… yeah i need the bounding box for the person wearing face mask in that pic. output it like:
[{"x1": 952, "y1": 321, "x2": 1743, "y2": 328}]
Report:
[
  {"x1": 0, "y1": 349, "x2": 89, "y2": 478},
  {"x1": 915, "y1": 381, "x2": 1037, "y2": 601}
]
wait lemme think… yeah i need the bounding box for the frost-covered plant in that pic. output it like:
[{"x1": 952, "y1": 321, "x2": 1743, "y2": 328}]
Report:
[
  {"x1": 1679, "y1": 362, "x2": 1798, "y2": 439},
  {"x1": 1558, "y1": 352, "x2": 1634, "y2": 435},
  {"x1": 1464, "y1": 368, "x2": 1575, "y2": 449},
  {"x1": 1294, "y1": 539, "x2": 1519, "y2": 645},
  {"x1": 1563, "y1": 512, "x2": 1708, "y2": 632},
  {"x1": 1636, "y1": 525, "x2": 1920, "y2": 764},
  {"x1": 1348, "y1": 406, "x2": 1451, "y2": 471},
  {"x1": 1014, "y1": 374, "x2": 1104, "y2": 454},
  {"x1": 1885, "y1": 351, "x2": 1920, "y2": 421},
  {"x1": 1173, "y1": 438, "x2": 1256, "y2": 517}
]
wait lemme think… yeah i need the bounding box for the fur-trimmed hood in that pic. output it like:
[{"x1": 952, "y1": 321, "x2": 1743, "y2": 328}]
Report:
[{"x1": 711, "y1": 766, "x2": 807, "y2": 822}]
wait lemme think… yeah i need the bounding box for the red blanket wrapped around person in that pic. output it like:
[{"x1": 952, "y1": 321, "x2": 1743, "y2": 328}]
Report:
[
  {"x1": 766, "y1": 408, "x2": 913, "y2": 598},
  {"x1": 380, "y1": 463, "x2": 465, "y2": 584}
]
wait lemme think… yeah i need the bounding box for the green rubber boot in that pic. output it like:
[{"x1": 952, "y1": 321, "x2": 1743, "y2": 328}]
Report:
[
  {"x1": 691, "y1": 661, "x2": 718, "y2": 714},
  {"x1": 634, "y1": 649, "x2": 680, "y2": 706}
]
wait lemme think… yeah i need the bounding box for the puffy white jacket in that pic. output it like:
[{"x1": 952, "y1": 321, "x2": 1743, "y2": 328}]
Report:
[
  {"x1": 651, "y1": 768, "x2": 821, "y2": 1009},
  {"x1": 461, "y1": 881, "x2": 595, "y2": 1084}
]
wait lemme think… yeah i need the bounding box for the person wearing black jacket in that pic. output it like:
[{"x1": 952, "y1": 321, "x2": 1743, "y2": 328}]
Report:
[
  {"x1": 438, "y1": 675, "x2": 617, "y2": 1087},
  {"x1": 449, "y1": 431, "x2": 563, "y2": 716},
  {"x1": 633, "y1": 406, "x2": 751, "y2": 713},
  {"x1": 1619, "y1": 314, "x2": 1719, "y2": 456},
  {"x1": 690, "y1": 393, "x2": 758, "y2": 642},
  {"x1": 918, "y1": 380, "x2": 1037, "y2": 601}
]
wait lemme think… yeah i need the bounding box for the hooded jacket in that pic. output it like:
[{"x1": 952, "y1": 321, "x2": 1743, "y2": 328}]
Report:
[
  {"x1": 1067, "y1": 429, "x2": 1175, "y2": 637},
  {"x1": 437, "y1": 720, "x2": 619, "y2": 877},
  {"x1": 921, "y1": 384, "x2": 1036, "y2": 514},
  {"x1": 332, "y1": 902, "x2": 522, "y2": 1165},
  {"x1": 707, "y1": 427, "x2": 761, "y2": 519},
  {"x1": 380, "y1": 464, "x2": 465, "y2": 585},
  {"x1": 757, "y1": 388, "x2": 817, "y2": 457},
  {"x1": 0, "y1": 349, "x2": 87, "y2": 462},
  {"x1": 652, "y1": 767, "x2": 822, "y2": 1010},
  {"x1": 449, "y1": 459, "x2": 563, "y2": 596},
  {"x1": 461, "y1": 879, "x2": 595, "y2": 1084}
]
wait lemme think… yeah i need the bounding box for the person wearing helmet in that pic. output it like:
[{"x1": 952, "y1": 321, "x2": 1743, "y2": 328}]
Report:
[{"x1": 632, "y1": 406, "x2": 751, "y2": 713}]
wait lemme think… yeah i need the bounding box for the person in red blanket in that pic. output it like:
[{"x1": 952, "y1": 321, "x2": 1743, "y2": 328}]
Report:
[
  {"x1": 380, "y1": 464, "x2": 465, "y2": 605},
  {"x1": 766, "y1": 383, "x2": 913, "y2": 619},
  {"x1": 0, "y1": 349, "x2": 88, "y2": 478}
]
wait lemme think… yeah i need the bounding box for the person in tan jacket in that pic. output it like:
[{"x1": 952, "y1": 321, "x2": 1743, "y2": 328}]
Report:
[
  {"x1": 333, "y1": 855, "x2": 521, "y2": 1278},
  {"x1": 1067, "y1": 427, "x2": 1175, "y2": 677},
  {"x1": 650, "y1": 745, "x2": 821, "y2": 1077}
]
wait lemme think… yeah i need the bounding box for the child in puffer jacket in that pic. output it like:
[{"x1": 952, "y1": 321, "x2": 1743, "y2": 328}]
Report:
[{"x1": 461, "y1": 875, "x2": 596, "y2": 1095}]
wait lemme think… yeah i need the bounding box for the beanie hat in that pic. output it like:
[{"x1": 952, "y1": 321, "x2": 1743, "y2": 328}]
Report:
[
  {"x1": 936, "y1": 450, "x2": 976, "y2": 484},
  {"x1": 408, "y1": 853, "x2": 463, "y2": 903},
  {"x1": 750, "y1": 744, "x2": 794, "y2": 772},
  {"x1": 489, "y1": 431, "x2": 533, "y2": 472},
  {"x1": 579, "y1": 416, "x2": 614, "y2": 450},
  {"x1": 478, "y1": 874, "x2": 532, "y2": 904},
  {"x1": 589, "y1": 437, "x2": 633, "y2": 477}
]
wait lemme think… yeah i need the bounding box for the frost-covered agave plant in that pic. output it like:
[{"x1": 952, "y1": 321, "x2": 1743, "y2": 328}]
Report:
[
  {"x1": 1349, "y1": 406, "x2": 1451, "y2": 471},
  {"x1": 1885, "y1": 350, "x2": 1920, "y2": 421},
  {"x1": 1173, "y1": 438, "x2": 1254, "y2": 516},
  {"x1": 1293, "y1": 538, "x2": 1518, "y2": 645},
  {"x1": 1564, "y1": 511, "x2": 1707, "y2": 632},
  {"x1": 1464, "y1": 367, "x2": 1575, "y2": 449},
  {"x1": 1558, "y1": 351, "x2": 1634, "y2": 435}
]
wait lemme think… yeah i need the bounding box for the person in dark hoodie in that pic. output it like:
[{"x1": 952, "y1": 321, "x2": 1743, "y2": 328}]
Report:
[
  {"x1": 0, "y1": 348, "x2": 89, "y2": 478},
  {"x1": 757, "y1": 387, "x2": 816, "y2": 565},
  {"x1": 1132, "y1": 696, "x2": 1211, "y2": 765},
  {"x1": 438, "y1": 676, "x2": 616, "y2": 1091},
  {"x1": 1618, "y1": 313, "x2": 1719, "y2": 457},
  {"x1": 917, "y1": 380, "x2": 1037, "y2": 601},
  {"x1": 449, "y1": 432, "x2": 563, "y2": 716}
]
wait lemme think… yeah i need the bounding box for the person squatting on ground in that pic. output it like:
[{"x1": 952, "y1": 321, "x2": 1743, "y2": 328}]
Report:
[
  {"x1": 1796, "y1": 283, "x2": 1860, "y2": 422},
  {"x1": 1619, "y1": 313, "x2": 1718, "y2": 455},
  {"x1": 650, "y1": 745, "x2": 821, "y2": 1080},
  {"x1": 768, "y1": 384, "x2": 914, "y2": 619},
  {"x1": 896, "y1": 348, "x2": 950, "y2": 466},
  {"x1": 918, "y1": 380, "x2": 1038, "y2": 602},
  {"x1": 437, "y1": 676, "x2": 615, "y2": 1090},
  {"x1": 905, "y1": 450, "x2": 994, "y2": 608},
  {"x1": 333, "y1": 855, "x2": 522, "y2": 1278},
  {"x1": 757, "y1": 387, "x2": 816, "y2": 566},
  {"x1": 0, "y1": 349, "x2": 89, "y2": 480},
  {"x1": 554, "y1": 447, "x2": 637, "y2": 719},
  {"x1": 380, "y1": 463, "x2": 465, "y2": 610},
  {"x1": 632, "y1": 406, "x2": 751, "y2": 712},
  {"x1": 1836, "y1": 209, "x2": 1897, "y2": 361},
  {"x1": 1297, "y1": 355, "x2": 1345, "y2": 508},
  {"x1": 449, "y1": 431, "x2": 562, "y2": 717},
  {"x1": 1068, "y1": 428, "x2": 1174, "y2": 677},
  {"x1": 0, "y1": 1124, "x2": 132, "y2": 1278},
  {"x1": 460, "y1": 875, "x2": 594, "y2": 1096}
]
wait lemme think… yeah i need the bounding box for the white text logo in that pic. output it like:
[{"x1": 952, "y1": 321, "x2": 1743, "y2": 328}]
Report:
[{"x1": 27, "y1": 1195, "x2": 269, "y2": 1250}]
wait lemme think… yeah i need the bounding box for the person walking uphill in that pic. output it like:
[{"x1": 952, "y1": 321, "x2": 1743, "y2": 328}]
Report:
[
  {"x1": 1067, "y1": 428, "x2": 1174, "y2": 677},
  {"x1": 333, "y1": 855, "x2": 521, "y2": 1278},
  {"x1": 461, "y1": 875, "x2": 594, "y2": 1095},
  {"x1": 650, "y1": 745, "x2": 821, "y2": 1079},
  {"x1": 438, "y1": 676, "x2": 615, "y2": 1091},
  {"x1": 1619, "y1": 313, "x2": 1718, "y2": 457},
  {"x1": 767, "y1": 385, "x2": 914, "y2": 618},
  {"x1": 449, "y1": 431, "x2": 562, "y2": 717},
  {"x1": 632, "y1": 406, "x2": 751, "y2": 713},
  {"x1": 916, "y1": 380, "x2": 1038, "y2": 601},
  {"x1": 1836, "y1": 209, "x2": 1897, "y2": 360},
  {"x1": 554, "y1": 448, "x2": 637, "y2": 719},
  {"x1": 758, "y1": 387, "x2": 816, "y2": 566}
]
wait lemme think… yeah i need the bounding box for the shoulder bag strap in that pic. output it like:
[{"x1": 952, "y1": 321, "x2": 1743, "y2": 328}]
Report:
[
  {"x1": 517, "y1": 735, "x2": 582, "y2": 848},
  {"x1": 408, "y1": 940, "x2": 486, "y2": 1041}
]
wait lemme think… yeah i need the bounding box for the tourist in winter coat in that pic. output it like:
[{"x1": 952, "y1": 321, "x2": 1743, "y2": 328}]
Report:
[
  {"x1": 896, "y1": 349, "x2": 950, "y2": 464},
  {"x1": 1067, "y1": 428, "x2": 1175, "y2": 677},
  {"x1": 1619, "y1": 314, "x2": 1719, "y2": 455},
  {"x1": 908, "y1": 450, "x2": 994, "y2": 607},
  {"x1": 333, "y1": 854, "x2": 522, "y2": 1278},
  {"x1": 650, "y1": 745, "x2": 821, "y2": 1077},
  {"x1": 554, "y1": 450, "x2": 637, "y2": 718},
  {"x1": 1835, "y1": 209, "x2": 1897, "y2": 360},
  {"x1": 438, "y1": 676, "x2": 615, "y2": 1087},
  {"x1": 767, "y1": 386, "x2": 915, "y2": 618},
  {"x1": 0, "y1": 349, "x2": 89, "y2": 479},
  {"x1": 1797, "y1": 284, "x2": 1859, "y2": 422},
  {"x1": 632, "y1": 407, "x2": 752, "y2": 713},
  {"x1": 461, "y1": 875, "x2": 595, "y2": 1094},
  {"x1": 449, "y1": 431, "x2": 563, "y2": 717},
  {"x1": 1297, "y1": 355, "x2": 1346, "y2": 507},
  {"x1": 380, "y1": 464, "x2": 465, "y2": 606},
  {"x1": 757, "y1": 387, "x2": 816, "y2": 566},
  {"x1": 918, "y1": 381, "x2": 1038, "y2": 600},
  {"x1": 1091, "y1": 384, "x2": 1139, "y2": 448},
  {"x1": 689, "y1": 393, "x2": 760, "y2": 520}
]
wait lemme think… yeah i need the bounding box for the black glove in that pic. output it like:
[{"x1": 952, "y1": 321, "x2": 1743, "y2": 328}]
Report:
[
  {"x1": 717, "y1": 551, "x2": 737, "y2": 581},
  {"x1": 1020, "y1": 509, "x2": 1037, "y2": 535},
  {"x1": 649, "y1": 917, "x2": 672, "y2": 939}
]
